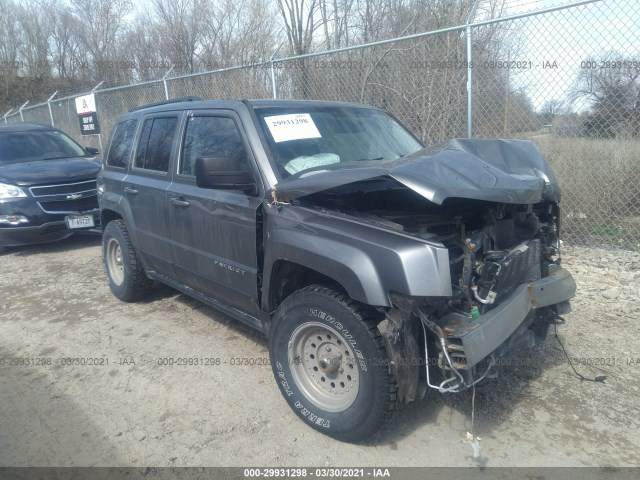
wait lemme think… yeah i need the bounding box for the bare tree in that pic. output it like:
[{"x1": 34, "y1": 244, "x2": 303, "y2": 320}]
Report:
[
  {"x1": 318, "y1": 0, "x2": 356, "y2": 49},
  {"x1": 120, "y1": 17, "x2": 164, "y2": 82},
  {"x1": 50, "y1": 5, "x2": 83, "y2": 81},
  {"x1": 200, "y1": 0, "x2": 278, "y2": 68},
  {"x1": 16, "y1": 0, "x2": 54, "y2": 80},
  {"x1": 0, "y1": 0, "x2": 536, "y2": 137},
  {"x1": 572, "y1": 52, "x2": 640, "y2": 138},
  {"x1": 149, "y1": 0, "x2": 209, "y2": 74},
  {"x1": 277, "y1": 0, "x2": 320, "y2": 56},
  {"x1": 0, "y1": 0, "x2": 21, "y2": 75},
  {"x1": 70, "y1": 0, "x2": 133, "y2": 81},
  {"x1": 540, "y1": 99, "x2": 564, "y2": 125}
]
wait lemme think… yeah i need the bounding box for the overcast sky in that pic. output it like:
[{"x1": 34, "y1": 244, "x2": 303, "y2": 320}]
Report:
[{"x1": 493, "y1": 0, "x2": 639, "y2": 110}]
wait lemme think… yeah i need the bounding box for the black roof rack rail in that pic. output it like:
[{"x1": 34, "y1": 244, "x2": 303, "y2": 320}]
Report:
[{"x1": 129, "y1": 96, "x2": 203, "y2": 112}]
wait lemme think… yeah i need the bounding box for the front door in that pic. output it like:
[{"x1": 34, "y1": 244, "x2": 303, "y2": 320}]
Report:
[{"x1": 167, "y1": 111, "x2": 262, "y2": 313}]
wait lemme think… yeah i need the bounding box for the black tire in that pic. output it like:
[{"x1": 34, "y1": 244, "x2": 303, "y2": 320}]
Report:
[
  {"x1": 269, "y1": 285, "x2": 398, "y2": 442},
  {"x1": 102, "y1": 220, "x2": 153, "y2": 301}
]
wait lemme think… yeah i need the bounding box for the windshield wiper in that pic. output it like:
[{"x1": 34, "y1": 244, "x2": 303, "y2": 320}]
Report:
[{"x1": 356, "y1": 157, "x2": 383, "y2": 162}]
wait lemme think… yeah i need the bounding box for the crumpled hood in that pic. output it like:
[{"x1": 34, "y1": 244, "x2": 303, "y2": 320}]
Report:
[
  {"x1": 0, "y1": 157, "x2": 102, "y2": 187},
  {"x1": 273, "y1": 138, "x2": 560, "y2": 204}
]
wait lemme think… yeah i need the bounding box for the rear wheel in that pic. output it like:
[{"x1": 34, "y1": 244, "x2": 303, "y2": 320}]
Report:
[
  {"x1": 269, "y1": 285, "x2": 398, "y2": 442},
  {"x1": 102, "y1": 220, "x2": 153, "y2": 301}
]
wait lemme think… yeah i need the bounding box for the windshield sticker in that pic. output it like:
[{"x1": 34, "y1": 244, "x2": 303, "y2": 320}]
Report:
[{"x1": 264, "y1": 114, "x2": 321, "y2": 143}]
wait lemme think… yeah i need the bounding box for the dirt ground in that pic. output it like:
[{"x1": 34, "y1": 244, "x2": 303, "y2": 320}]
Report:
[{"x1": 0, "y1": 233, "x2": 639, "y2": 467}]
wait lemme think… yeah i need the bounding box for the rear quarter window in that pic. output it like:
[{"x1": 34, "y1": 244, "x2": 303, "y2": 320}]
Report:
[{"x1": 106, "y1": 119, "x2": 138, "y2": 168}]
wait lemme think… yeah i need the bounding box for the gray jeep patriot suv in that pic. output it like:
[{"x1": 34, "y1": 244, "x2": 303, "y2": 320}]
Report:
[{"x1": 98, "y1": 98, "x2": 576, "y2": 441}]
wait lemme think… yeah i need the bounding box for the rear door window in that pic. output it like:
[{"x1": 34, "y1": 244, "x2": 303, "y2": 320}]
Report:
[
  {"x1": 134, "y1": 117, "x2": 178, "y2": 173},
  {"x1": 106, "y1": 119, "x2": 138, "y2": 168}
]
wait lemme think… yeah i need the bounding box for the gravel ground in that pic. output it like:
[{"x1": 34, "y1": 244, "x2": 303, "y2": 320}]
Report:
[{"x1": 0, "y1": 234, "x2": 639, "y2": 467}]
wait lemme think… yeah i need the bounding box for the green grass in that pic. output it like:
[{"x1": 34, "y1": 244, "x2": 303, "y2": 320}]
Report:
[
  {"x1": 589, "y1": 223, "x2": 623, "y2": 237},
  {"x1": 522, "y1": 135, "x2": 640, "y2": 250}
]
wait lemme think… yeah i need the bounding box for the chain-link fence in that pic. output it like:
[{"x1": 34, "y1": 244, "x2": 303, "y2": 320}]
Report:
[{"x1": 3, "y1": 0, "x2": 638, "y2": 249}]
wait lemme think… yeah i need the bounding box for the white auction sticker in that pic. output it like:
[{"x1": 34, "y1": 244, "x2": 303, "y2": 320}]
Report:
[{"x1": 264, "y1": 114, "x2": 321, "y2": 143}]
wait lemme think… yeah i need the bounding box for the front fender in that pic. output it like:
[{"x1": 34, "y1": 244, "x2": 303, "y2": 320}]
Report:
[{"x1": 263, "y1": 205, "x2": 452, "y2": 308}]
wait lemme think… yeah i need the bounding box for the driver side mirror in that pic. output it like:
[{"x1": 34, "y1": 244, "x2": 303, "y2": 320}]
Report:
[
  {"x1": 85, "y1": 146, "x2": 100, "y2": 156},
  {"x1": 194, "y1": 156, "x2": 256, "y2": 193}
]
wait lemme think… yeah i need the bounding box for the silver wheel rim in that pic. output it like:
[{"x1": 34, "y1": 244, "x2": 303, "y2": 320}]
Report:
[
  {"x1": 106, "y1": 238, "x2": 125, "y2": 286},
  {"x1": 288, "y1": 322, "x2": 360, "y2": 412}
]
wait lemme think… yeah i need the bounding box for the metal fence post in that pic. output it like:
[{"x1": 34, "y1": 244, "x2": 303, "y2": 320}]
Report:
[
  {"x1": 163, "y1": 65, "x2": 174, "y2": 100},
  {"x1": 47, "y1": 91, "x2": 58, "y2": 126},
  {"x1": 18, "y1": 101, "x2": 29, "y2": 122},
  {"x1": 466, "y1": 1, "x2": 480, "y2": 139},
  {"x1": 89, "y1": 81, "x2": 105, "y2": 152},
  {"x1": 270, "y1": 42, "x2": 285, "y2": 99},
  {"x1": 270, "y1": 62, "x2": 278, "y2": 99},
  {"x1": 3, "y1": 109, "x2": 13, "y2": 124}
]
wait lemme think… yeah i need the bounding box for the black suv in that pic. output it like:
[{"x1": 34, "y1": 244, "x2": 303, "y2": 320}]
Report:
[
  {"x1": 0, "y1": 123, "x2": 101, "y2": 248},
  {"x1": 98, "y1": 99, "x2": 576, "y2": 441}
]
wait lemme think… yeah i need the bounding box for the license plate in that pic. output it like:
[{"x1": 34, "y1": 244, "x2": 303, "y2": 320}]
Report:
[{"x1": 65, "y1": 215, "x2": 95, "y2": 229}]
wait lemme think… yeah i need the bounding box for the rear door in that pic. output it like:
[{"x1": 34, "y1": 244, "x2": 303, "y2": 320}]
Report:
[
  {"x1": 123, "y1": 113, "x2": 182, "y2": 276},
  {"x1": 167, "y1": 110, "x2": 262, "y2": 313},
  {"x1": 100, "y1": 118, "x2": 139, "y2": 214}
]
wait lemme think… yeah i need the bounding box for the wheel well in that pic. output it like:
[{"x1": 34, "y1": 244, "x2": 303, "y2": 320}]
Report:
[
  {"x1": 269, "y1": 260, "x2": 343, "y2": 311},
  {"x1": 101, "y1": 209, "x2": 122, "y2": 231}
]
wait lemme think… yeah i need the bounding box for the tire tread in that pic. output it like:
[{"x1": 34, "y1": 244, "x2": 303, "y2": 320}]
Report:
[
  {"x1": 278, "y1": 284, "x2": 400, "y2": 440},
  {"x1": 104, "y1": 220, "x2": 153, "y2": 301}
]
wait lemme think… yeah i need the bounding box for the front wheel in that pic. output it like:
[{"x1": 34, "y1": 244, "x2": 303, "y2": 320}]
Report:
[{"x1": 269, "y1": 285, "x2": 398, "y2": 442}]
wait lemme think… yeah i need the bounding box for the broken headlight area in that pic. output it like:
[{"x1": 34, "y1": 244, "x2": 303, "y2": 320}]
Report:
[{"x1": 379, "y1": 198, "x2": 571, "y2": 396}]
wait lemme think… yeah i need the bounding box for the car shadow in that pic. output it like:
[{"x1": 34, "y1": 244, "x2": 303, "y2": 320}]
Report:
[
  {"x1": 369, "y1": 336, "x2": 569, "y2": 447},
  {"x1": 0, "y1": 345, "x2": 120, "y2": 466},
  {"x1": 147, "y1": 285, "x2": 570, "y2": 450},
  {"x1": 173, "y1": 292, "x2": 269, "y2": 345},
  {"x1": 2, "y1": 231, "x2": 102, "y2": 257},
  {"x1": 131, "y1": 284, "x2": 269, "y2": 345}
]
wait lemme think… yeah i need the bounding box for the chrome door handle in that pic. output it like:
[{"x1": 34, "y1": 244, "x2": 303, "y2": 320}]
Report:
[
  {"x1": 123, "y1": 187, "x2": 138, "y2": 194},
  {"x1": 170, "y1": 198, "x2": 190, "y2": 207}
]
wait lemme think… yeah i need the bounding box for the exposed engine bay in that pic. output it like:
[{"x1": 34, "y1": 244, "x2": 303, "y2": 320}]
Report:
[{"x1": 298, "y1": 177, "x2": 572, "y2": 400}]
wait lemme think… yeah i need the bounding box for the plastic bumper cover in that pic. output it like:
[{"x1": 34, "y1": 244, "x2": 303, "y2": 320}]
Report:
[{"x1": 432, "y1": 265, "x2": 576, "y2": 367}]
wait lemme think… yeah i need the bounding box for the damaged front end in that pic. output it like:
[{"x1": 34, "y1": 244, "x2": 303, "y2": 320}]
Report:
[
  {"x1": 286, "y1": 188, "x2": 577, "y2": 400},
  {"x1": 274, "y1": 139, "x2": 577, "y2": 401},
  {"x1": 378, "y1": 199, "x2": 576, "y2": 399},
  {"x1": 291, "y1": 192, "x2": 577, "y2": 401}
]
